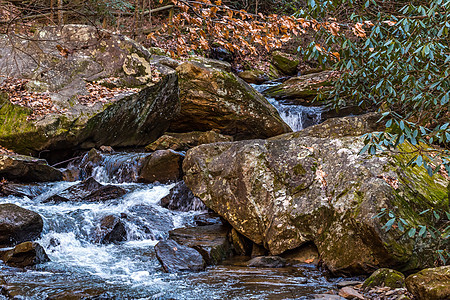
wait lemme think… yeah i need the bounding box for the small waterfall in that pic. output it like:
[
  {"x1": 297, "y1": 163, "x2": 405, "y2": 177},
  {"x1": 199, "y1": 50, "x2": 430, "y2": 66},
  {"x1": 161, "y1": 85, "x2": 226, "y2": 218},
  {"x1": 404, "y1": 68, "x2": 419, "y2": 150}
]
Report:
[
  {"x1": 252, "y1": 83, "x2": 322, "y2": 131},
  {"x1": 78, "y1": 151, "x2": 152, "y2": 183}
]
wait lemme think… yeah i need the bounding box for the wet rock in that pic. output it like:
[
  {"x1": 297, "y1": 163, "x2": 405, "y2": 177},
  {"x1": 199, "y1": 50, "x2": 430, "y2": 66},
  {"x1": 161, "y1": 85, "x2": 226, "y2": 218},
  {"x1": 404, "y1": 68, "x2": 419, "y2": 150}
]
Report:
[
  {"x1": 46, "y1": 289, "x2": 110, "y2": 300},
  {"x1": 127, "y1": 204, "x2": 174, "y2": 240},
  {"x1": 0, "y1": 203, "x2": 43, "y2": 247},
  {"x1": 193, "y1": 213, "x2": 222, "y2": 226},
  {"x1": 271, "y1": 51, "x2": 299, "y2": 75},
  {"x1": 138, "y1": 150, "x2": 183, "y2": 184},
  {"x1": 92, "y1": 215, "x2": 127, "y2": 244},
  {"x1": 0, "y1": 25, "x2": 179, "y2": 156},
  {"x1": 183, "y1": 113, "x2": 449, "y2": 274},
  {"x1": 0, "y1": 182, "x2": 45, "y2": 198},
  {"x1": 247, "y1": 256, "x2": 286, "y2": 268},
  {"x1": 238, "y1": 70, "x2": 269, "y2": 84},
  {"x1": 363, "y1": 268, "x2": 405, "y2": 291},
  {"x1": 42, "y1": 177, "x2": 125, "y2": 203},
  {"x1": 0, "y1": 154, "x2": 63, "y2": 182},
  {"x1": 145, "y1": 130, "x2": 233, "y2": 152},
  {"x1": 1, "y1": 241, "x2": 50, "y2": 268},
  {"x1": 159, "y1": 181, "x2": 207, "y2": 211},
  {"x1": 83, "y1": 185, "x2": 126, "y2": 202},
  {"x1": 169, "y1": 225, "x2": 232, "y2": 265},
  {"x1": 338, "y1": 287, "x2": 364, "y2": 300},
  {"x1": 61, "y1": 166, "x2": 82, "y2": 182},
  {"x1": 405, "y1": 266, "x2": 450, "y2": 300},
  {"x1": 154, "y1": 239, "x2": 206, "y2": 272},
  {"x1": 169, "y1": 61, "x2": 291, "y2": 140}
]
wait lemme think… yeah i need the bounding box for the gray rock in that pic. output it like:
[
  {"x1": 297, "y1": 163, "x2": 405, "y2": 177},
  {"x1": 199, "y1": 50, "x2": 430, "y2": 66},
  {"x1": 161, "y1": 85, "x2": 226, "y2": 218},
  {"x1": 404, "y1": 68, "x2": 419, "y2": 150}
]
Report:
[
  {"x1": 0, "y1": 204, "x2": 43, "y2": 247},
  {"x1": 154, "y1": 240, "x2": 205, "y2": 272},
  {"x1": 183, "y1": 113, "x2": 449, "y2": 274},
  {"x1": 247, "y1": 256, "x2": 286, "y2": 268},
  {"x1": 169, "y1": 225, "x2": 232, "y2": 265}
]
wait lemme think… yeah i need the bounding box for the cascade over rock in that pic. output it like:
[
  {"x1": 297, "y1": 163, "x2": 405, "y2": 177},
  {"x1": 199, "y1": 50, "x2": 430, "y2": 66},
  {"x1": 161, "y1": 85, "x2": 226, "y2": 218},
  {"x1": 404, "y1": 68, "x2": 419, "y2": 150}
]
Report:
[
  {"x1": 183, "y1": 113, "x2": 450, "y2": 274},
  {"x1": 168, "y1": 61, "x2": 291, "y2": 140},
  {"x1": 0, "y1": 25, "x2": 179, "y2": 156}
]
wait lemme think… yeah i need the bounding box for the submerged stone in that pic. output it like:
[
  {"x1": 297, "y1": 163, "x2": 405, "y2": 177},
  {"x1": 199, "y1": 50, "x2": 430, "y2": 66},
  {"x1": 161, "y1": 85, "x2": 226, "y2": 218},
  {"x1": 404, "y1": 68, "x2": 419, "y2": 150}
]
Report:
[
  {"x1": 154, "y1": 239, "x2": 206, "y2": 272},
  {"x1": 247, "y1": 256, "x2": 286, "y2": 268}
]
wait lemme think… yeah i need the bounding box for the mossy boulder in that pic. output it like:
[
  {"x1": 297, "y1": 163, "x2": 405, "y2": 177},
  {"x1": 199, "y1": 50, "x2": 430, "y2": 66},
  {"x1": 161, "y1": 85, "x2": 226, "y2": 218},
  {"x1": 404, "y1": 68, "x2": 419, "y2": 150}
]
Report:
[
  {"x1": 168, "y1": 61, "x2": 291, "y2": 140},
  {"x1": 363, "y1": 268, "x2": 405, "y2": 290},
  {"x1": 183, "y1": 113, "x2": 449, "y2": 275},
  {"x1": 405, "y1": 266, "x2": 450, "y2": 300},
  {"x1": 0, "y1": 25, "x2": 179, "y2": 156},
  {"x1": 271, "y1": 51, "x2": 299, "y2": 76}
]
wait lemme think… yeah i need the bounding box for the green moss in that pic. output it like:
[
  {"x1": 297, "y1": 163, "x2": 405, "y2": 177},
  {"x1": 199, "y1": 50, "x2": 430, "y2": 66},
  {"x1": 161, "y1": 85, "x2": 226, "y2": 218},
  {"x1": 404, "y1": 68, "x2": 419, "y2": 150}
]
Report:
[
  {"x1": 293, "y1": 163, "x2": 307, "y2": 176},
  {"x1": 362, "y1": 268, "x2": 405, "y2": 290}
]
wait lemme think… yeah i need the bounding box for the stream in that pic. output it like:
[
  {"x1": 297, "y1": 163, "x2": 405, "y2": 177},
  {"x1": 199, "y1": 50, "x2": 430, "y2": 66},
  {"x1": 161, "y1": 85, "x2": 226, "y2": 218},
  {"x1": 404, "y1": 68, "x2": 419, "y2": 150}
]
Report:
[
  {"x1": 0, "y1": 86, "x2": 347, "y2": 300},
  {"x1": 251, "y1": 83, "x2": 322, "y2": 131}
]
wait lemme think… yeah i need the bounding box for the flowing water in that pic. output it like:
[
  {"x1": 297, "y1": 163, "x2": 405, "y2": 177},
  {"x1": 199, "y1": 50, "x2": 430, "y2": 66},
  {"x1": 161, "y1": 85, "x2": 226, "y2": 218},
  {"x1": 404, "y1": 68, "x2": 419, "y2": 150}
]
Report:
[
  {"x1": 252, "y1": 83, "x2": 322, "y2": 131},
  {"x1": 0, "y1": 92, "x2": 345, "y2": 299}
]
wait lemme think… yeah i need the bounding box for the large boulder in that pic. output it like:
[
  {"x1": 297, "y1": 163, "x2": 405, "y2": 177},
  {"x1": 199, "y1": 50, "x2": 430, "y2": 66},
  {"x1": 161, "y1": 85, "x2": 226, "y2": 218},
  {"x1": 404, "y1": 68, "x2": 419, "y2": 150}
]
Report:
[
  {"x1": 0, "y1": 154, "x2": 63, "y2": 182},
  {"x1": 183, "y1": 114, "x2": 449, "y2": 274},
  {"x1": 405, "y1": 266, "x2": 450, "y2": 300},
  {"x1": 0, "y1": 25, "x2": 179, "y2": 156},
  {"x1": 168, "y1": 61, "x2": 291, "y2": 140},
  {"x1": 0, "y1": 204, "x2": 43, "y2": 247}
]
